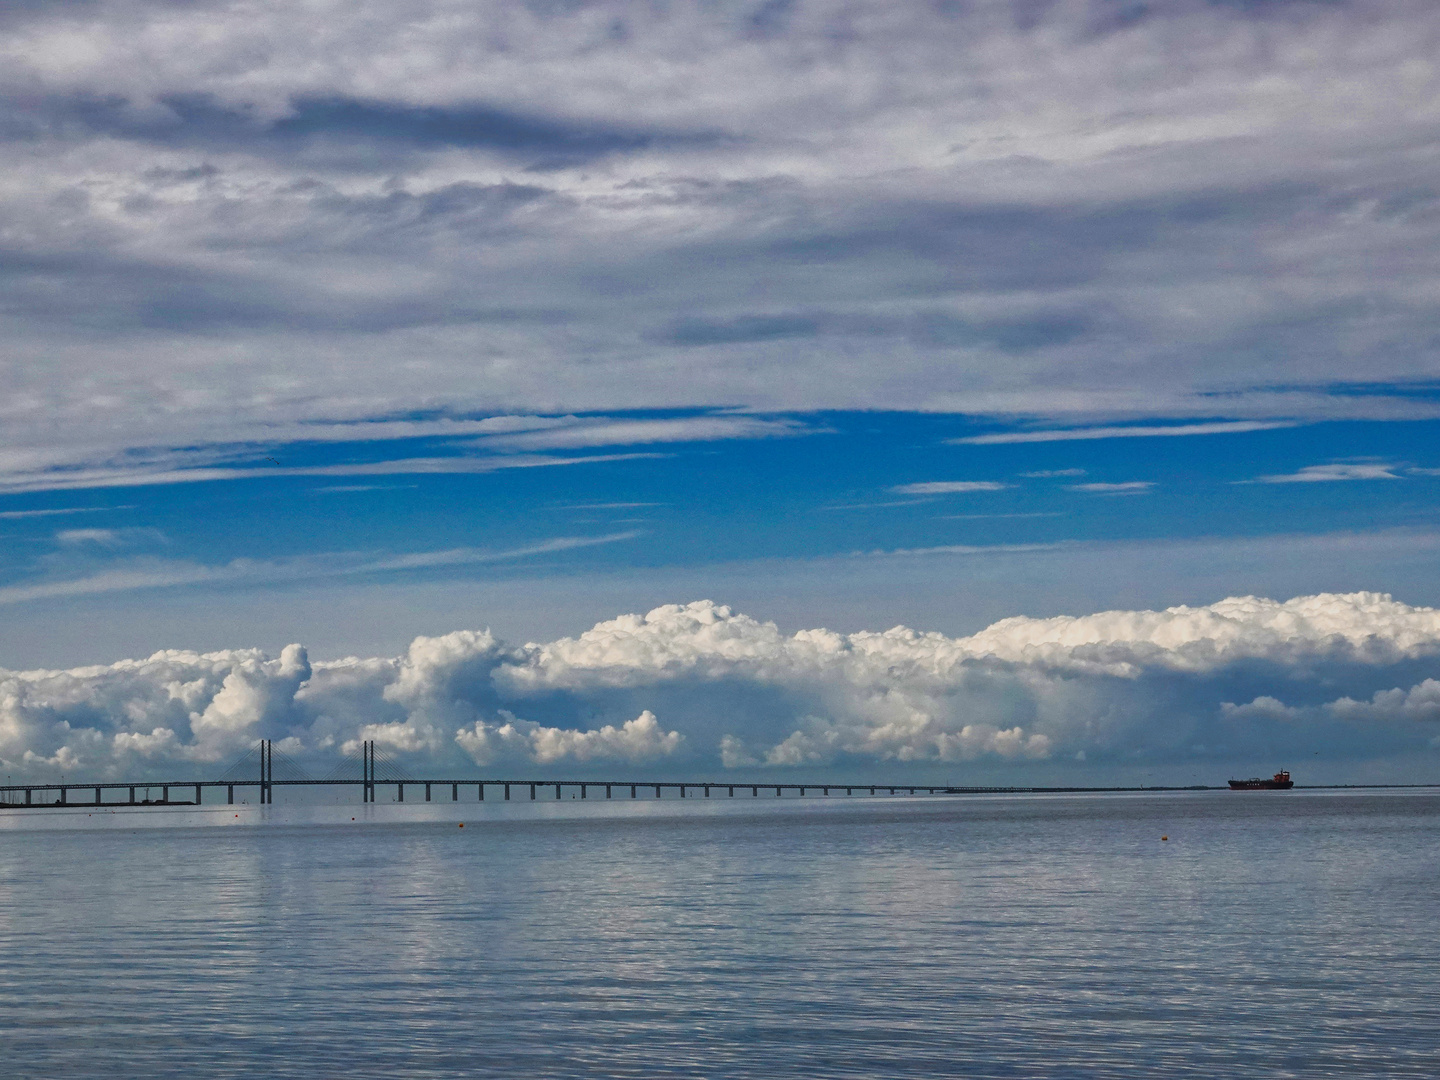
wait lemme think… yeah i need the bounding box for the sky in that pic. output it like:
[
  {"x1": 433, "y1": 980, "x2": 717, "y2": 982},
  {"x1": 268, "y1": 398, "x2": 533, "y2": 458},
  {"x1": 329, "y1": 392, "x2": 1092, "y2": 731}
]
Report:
[{"x1": 3, "y1": 0, "x2": 1440, "y2": 785}]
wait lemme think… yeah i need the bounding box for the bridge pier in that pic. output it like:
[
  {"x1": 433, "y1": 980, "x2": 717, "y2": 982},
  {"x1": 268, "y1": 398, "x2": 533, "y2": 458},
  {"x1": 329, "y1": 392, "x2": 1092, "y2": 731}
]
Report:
[
  {"x1": 606, "y1": 785, "x2": 612, "y2": 799},
  {"x1": 582, "y1": 784, "x2": 587, "y2": 799},
  {"x1": 729, "y1": 786, "x2": 734, "y2": 796},
  {"x1": 530, "y1": 784, "x2": 536, "y2": 800},
  {"x1": 162, "y1": 786, "x2": 168, "y2": 803},
  {"x1": 752, "y1": 786, "x2": 757, "y2": 796},
  {"x1": 654, "y1": 785, "x2": 661, "y2": 798},
  {"x1": 425, "y1": 783, "x2": 431, "y2": 802},
  {"x1": 775, "y1": 786, "x2": 781, "y2": 797},
  {"x1": 478, "y1": 783, "x2": 484, "y2": 801},
  {"x1": 504, "y1": 784, "x2": 510, "y2": 800},
  {"x1": 704, "y1": 785, "x2": 710, "y2": 797},
  {"x1": 26, "y1": 788, "x2": 32, "y2": 806},
  {"x1": 452, "y1": 783, "x2": 457, "y2": 801},
  {"x1": 228, "y1": 785, "x2": 233, "y2": 804},
  {"x1": 95, "y1": 786, "x2": 101, "y2": 805},
  {"x1": 195, "y1": 783, "x2": 202, "y2": 805},
  {"x1": 397, "y1": 783, "x2": 404, "y2": 802},
  {"x1": 555, "y1": 783, "x2": 561, "y2": 799}
]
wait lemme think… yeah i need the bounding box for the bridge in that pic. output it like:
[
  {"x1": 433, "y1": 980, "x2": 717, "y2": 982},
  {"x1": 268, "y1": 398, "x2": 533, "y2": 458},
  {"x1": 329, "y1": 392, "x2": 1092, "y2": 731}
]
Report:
[
  {"x1": 0, "y1": 739, "x2": 978, "y2": 808},
  {"x1": 7, "y1": 740, "x2": 1428, "y2": 809}
]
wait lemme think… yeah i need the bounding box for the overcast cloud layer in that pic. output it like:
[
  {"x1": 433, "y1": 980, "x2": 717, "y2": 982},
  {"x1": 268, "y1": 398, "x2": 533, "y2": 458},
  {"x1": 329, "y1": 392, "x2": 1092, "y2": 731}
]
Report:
[
  {"x1": 4, "y1": 0, "x2": 1440, "y2": 483},
  {"x1": 5, "y1": 591, "x2": 1440, "y2": 782}
]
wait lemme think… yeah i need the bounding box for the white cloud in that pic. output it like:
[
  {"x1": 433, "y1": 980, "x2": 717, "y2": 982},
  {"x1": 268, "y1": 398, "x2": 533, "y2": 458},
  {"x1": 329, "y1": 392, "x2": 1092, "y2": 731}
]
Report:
[
  {"x1": 7, "y1": 0, "x2": 1439, "y2": 474},
  {"x1": 1252, "y1": 463, "x2": 1402, "y2": 483},
  {"x1": 891, "y1": 481, "x2": 1008, "y2": 495},
  {"x1": 954, "y1": 422, "x2": 1298, "y2": 445},
  {"x1": 113, "y1": 727, "x2": 181, "y2": 756},
  {"x1": 762, "y1": 727, "x2": 840, "y2": 767},
  {"x1": 0, "y1": 643, "x2": 311, "y2": 775},
  {"x1": 865, "y1": 543, "x2": 1060, "y2": 558},
  {"x1": 560, "y1": 502, "x2": 663, "y2": 510},
  {"x1": 0, "y1": 506, "x2": 133, "y2": 520},
  {"x1": 499, "y1": 593, "x2": 1440, "y2": 688},
  {"x1": 55, "y1": 529, "x2": 125, "y2": 546},
  {"x1": 0, "y1": 533, "x2": 641, "y2": 607},
  {"x1": 1224, "y1": 678, "x2": 1440, "y2": 725},
  {"x1": 1325, "y1": 679, "x2": 1440, "y2": 724},
  {"x1": 455, "y1": 709, "x2": 682, "y2": 765},
  {"x1": 358, "y1": 532, "x2": 643, "y2": 572},
  {"x1": 477, "y1": 416, "x2": 807, "y2": 452},
  {"x1": 0, "y1": 450, "x2": 666, "y2": 496},
  {"x1": 0, "y1": 563, "x2": 240, "y2": 606},
  {"x1": 3, "y1": 591, "x2": 1440, "y2": 780},
  {"x1": 719, "y1": 734, "x2": 759, "y2": 768},
  {"x1": 1067, "y1": 481, "x2": 1154, "y2": 495},
  {"x1": 54, "y1": 526, "x2": 165, "y2": 547},
  {"x1": 1220, "y1": 696, "x2": 1302, "y2": 722}
]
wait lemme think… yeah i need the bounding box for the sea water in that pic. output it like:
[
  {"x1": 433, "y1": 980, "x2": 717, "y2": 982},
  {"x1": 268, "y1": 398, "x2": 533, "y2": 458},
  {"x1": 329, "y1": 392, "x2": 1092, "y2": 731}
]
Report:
[{"x1": 1, "y1": 790, "x2": 1437, "y2": 1078}]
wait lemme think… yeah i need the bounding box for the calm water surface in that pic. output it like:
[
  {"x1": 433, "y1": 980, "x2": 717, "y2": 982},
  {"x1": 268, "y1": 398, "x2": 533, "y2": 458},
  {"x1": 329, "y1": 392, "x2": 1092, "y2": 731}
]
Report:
[{"x1": 1, "y1": 791, "x2": 1437, "y2": 1078}]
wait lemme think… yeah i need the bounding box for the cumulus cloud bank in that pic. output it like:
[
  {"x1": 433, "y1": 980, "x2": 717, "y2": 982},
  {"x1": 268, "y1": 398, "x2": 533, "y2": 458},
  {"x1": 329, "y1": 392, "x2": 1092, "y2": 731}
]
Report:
[{"x1": 4, "y1": 592, "x2": 1440, "y2": 780}]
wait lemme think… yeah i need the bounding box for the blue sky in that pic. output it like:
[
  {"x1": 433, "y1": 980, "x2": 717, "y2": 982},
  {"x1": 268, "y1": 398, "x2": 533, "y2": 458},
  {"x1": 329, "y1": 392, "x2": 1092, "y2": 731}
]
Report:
[
  {"x1": 3, "y1": 1, "x2": 1440, "y2": 782},
  {"x1": 4, "y1": 410, "x2": 1440, "y2": 652}
]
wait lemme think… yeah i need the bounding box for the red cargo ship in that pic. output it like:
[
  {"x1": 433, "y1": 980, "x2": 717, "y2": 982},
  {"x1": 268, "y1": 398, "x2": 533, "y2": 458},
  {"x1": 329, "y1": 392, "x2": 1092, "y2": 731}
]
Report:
[{"x1": 1228, "y1": 770, "x2": 1293, "y2": 790}]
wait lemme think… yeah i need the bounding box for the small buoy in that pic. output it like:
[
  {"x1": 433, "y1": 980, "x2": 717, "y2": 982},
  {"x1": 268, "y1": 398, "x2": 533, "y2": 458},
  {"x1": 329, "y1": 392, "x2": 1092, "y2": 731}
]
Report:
[
  {"x1": 1161, "y1": 835, "x2": 1168, "y2": 841},
  {"x1": 458, "y1": 822, "x2": 465, "y2": 828}
]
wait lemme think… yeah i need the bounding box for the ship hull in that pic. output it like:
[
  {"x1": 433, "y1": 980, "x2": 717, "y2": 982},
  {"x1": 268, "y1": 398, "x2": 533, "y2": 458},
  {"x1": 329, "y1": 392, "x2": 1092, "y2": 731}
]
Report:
[{"x1": 1228, "y1": 779, "x2": 1294, "y2": 790}]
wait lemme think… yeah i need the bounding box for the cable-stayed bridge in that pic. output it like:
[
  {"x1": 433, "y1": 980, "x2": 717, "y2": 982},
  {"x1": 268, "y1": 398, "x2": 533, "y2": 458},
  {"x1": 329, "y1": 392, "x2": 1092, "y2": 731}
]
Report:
[
  {"x1": 9, "y1": 740, "x2": 1425, "y2": 809},
  {"x1": 0, "y1": 739, "x2": 1188, "y2": 808}
]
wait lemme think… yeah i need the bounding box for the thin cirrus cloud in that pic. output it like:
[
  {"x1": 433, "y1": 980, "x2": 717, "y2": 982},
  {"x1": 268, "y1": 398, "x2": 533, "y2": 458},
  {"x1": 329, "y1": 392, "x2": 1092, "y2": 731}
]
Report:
[
  {"x1": 0, "y1": 533, "x2": 641, "y2": 607},
  {"x1": 1250, "y1": 463, "x2": 1403, "y2": 483},
  {"x1": 0, "y1": 415, "x2": 806, "y2": 495},
  {"x1": 951, "y1": 422, "x2": 1299, "y2": 446},
  {"x1": 474, "y1": 416, "x2": 808, "y2": 452},
  {"x1": 861, "y1": 542, "x2": 1062, "y2": 558},
  {"x1": 0, "y1": 451, "x2": 666, "y2": 495},
  {"x1": 0, "y1": 506, "x2": 134, "y2": 520},
  {"x1": 1068, "y1": 481, "x2": 1155, "y2": 495},
  {"x1": 54, "y1": 527, "x2": 166, "y2": 547},
  {"x1": 358, "y1": 532, "x2": 643, "y2": 572},
  {"x1": 891, "y1": 481, "x2": 1009, "y2": 495},
  {"x1": 559, "y1": 502, "x2": 663, "y2": 510}
]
